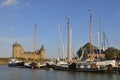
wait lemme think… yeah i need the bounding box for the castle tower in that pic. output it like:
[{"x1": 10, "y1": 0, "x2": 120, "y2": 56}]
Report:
[
  {"x1": 39, "y1": 45, "x2": 46, "y2": 59},
  {"x1": 12, "y1": 42, "x2": 24, "y2": 58}
]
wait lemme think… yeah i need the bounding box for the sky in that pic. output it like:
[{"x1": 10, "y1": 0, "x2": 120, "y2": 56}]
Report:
[{"x1": 0, "y1": 0, "x2": 120, "y2": 58}]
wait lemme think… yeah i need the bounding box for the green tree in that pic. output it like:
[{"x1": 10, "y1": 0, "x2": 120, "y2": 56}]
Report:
[
  {"x1": 105, "y1": 47, "x2": 120, "y2": 60},
  {"x1": 76, "y1": 42, "x2": 98, "y2": 58}
]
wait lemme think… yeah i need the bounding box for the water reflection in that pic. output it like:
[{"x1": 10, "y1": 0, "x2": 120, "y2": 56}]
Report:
[
  {"x1": 10, "y1": 68, "x2": 20, "y2": 80},
  {"x1": 0, "y1": 65, "x2": 120, "y2": 80}
]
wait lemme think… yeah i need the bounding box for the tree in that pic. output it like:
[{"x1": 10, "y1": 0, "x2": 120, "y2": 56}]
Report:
[
  {"x1": 105, "y1": 47, "x2": 120, "y2": 60},
  {"x1": 76, "y1": 42, "x2": 98, "y2": 58},
  {"x1": 77, "y1": 43, "x2": 120, "y2": 60},
  {"x1": 77, "y1": 48, "x2": 82, "y2": 58}
]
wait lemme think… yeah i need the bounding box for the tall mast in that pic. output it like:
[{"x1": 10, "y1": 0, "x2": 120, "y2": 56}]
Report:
[
  {"x1": 34, "y1": 23, "x2": 37, "y2": 55},
  {"x1": 67, "y1": 17, "x2": 71, "y2": 63},
  {"x1": 99, "y1": 17, "x2": 102, "y2": 54},
  {"x1": 103, "y1": 31, "x2": 106, "y2": 51},
  {"x1": 57, "y1": 22, "x2": 60, "y2": 60},
  {"x1": 57, "y1": 22, "x2": 65, "y2": 59},
  {"x1": 89, "y1": 9, "x2": 92, "y2": 62}
]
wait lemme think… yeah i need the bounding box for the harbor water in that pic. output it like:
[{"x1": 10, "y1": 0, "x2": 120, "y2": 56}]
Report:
[{"x1": 0, "y1": 65, "x2": 120, "y2": 80}]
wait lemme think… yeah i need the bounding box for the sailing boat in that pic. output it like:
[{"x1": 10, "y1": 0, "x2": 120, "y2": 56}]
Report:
[
  {"x1": 53, "y1": 17, "x2": 72, "y2": 71},
  {"x1": 75, "y1": 10, "x2": 108, "y2": 72}
]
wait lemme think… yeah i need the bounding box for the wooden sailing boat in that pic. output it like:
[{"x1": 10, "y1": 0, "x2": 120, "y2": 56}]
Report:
[
  {"x1": 75, "y1": 10, "x2": 108, "y2": 72},
  {"x1": 53, "y1": 17, "x2": 72, "y2": 71},
  {"x1": 53, "y1": 11, "x2": 108, "y2": 72}
]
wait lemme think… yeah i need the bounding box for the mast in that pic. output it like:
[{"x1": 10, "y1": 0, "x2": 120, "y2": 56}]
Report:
[
  {"x1": 89, "y1": 9, "x2": 92, "y2": 62},
  {"x1": 98, "y1": 31, "x2": 100, "y2": 52},
  {"x1": 57, "y1": 22, "x2": 65, "y2": 60},
  {"x1": 103, "y1": 31, "x2": 109, "y2": 50},
  {"x1": 67, "y1": 17, "x2": 71, "y2": 63},
  {"x1": 99, "y1": 17, "x2": 102, "y2": 54},
  {"x1": 34, "y1": 23, "x2": 37, "y2": 59},
  {"x1": 57, "y1": 22, "x2": 59, "y2": 60},
  {"x1": 103, "y1": 31, "x2": 106, "y2": 51}
]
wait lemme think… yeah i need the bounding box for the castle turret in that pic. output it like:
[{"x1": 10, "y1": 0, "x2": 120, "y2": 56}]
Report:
[
  {"x1": 12, "y1": 42, "x2": 24, "y2": 58},
  {"x1": 39, "y1": 45, "x2": 46, "y2": 59}
]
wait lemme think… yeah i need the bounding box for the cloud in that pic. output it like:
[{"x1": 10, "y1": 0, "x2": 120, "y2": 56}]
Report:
[{"x1": 0, "y1": 0, "x2": 18, "y2": 7}]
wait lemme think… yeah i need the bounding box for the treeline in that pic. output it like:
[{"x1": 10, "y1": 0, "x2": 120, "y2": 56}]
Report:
[
  {"x1": 0, "y1": 58, "x2": 10, "y2": 60},
  {"x1": 105, "y1": 47, "x2": 120, "y2": 60},
  {"x1": 0, "y1": 58, "x2": 9, "y2": 64}
]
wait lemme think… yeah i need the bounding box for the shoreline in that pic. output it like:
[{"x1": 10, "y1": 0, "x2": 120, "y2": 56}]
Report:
[
  {"x1": 0, "y1": 61, "x2": 8, "y2": 65},
  {"x1": 0, "y1": 58, "x2": 9, "y2": 65}
]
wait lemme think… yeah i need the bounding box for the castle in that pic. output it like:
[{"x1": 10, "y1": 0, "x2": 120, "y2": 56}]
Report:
[
  {"x1": 12, "y1": 42, "x2": 46, "y2": 59},
  {"x1": 12, "y1": 24, "x2": 46, "y2": 59}
]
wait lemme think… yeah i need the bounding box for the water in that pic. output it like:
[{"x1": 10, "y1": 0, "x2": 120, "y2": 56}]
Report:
[{"x1": 0, "y1": 65, "x2": 120, "y2": 80}]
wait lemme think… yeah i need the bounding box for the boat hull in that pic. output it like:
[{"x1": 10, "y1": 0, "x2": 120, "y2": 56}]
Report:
[
  {"x1": 53, "y1": 65, "x2": 69, "y2": 71},
  {"x1": 113, "y1": 67, "x2": 120, "y2": 73},
  {"x1": 8, "y1": 59, "x2": 25, "y2": 68},
  {"x1": 76, "y1": 67, "x2": 108, "y2": 72}
]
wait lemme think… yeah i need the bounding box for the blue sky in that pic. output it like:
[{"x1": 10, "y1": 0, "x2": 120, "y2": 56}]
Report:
[{"x1": 0, "y1": 0, "x2": 120, "y2": 58}]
